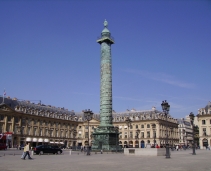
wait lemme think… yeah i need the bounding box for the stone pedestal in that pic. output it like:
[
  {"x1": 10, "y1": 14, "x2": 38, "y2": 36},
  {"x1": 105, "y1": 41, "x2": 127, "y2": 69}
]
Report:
[
  {"x1": 92, "y1": 126, "x2": 121, "y2": 151},
  {"x1": 124, "y1": 148, "x2": 166, "y2": 156}
]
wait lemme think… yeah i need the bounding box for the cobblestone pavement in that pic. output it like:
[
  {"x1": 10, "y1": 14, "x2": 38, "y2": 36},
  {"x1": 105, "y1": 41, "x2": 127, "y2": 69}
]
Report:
[{"x1": 0, "y1": 149, "x2": 211, "y2": 171}]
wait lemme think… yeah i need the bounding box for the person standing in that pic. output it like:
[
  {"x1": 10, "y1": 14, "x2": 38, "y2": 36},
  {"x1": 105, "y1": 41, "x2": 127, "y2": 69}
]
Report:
[
  {"x1": 22, "y1": 142, "x2": 32, "y2": 160},
  {"x1": 21, "y1": 143, "x2": 25, "y2": 159}
]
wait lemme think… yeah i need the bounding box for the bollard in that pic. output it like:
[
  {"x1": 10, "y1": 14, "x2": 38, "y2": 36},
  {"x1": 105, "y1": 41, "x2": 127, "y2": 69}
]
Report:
[
  {"x1": 69, "y1": 150, "x2": 72, "y2": 155},
  {"x1": 31, "y1": 151, "x2": 34, "y2": 156},
  {"x1": 101, "y1": 150, "x2": 103, "y2": 154}
]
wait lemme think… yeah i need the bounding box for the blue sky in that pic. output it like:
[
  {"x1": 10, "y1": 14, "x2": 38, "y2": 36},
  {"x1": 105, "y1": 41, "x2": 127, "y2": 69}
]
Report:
[{"x1": 0, "y1": 0, "x2": 211, "y2": 119}]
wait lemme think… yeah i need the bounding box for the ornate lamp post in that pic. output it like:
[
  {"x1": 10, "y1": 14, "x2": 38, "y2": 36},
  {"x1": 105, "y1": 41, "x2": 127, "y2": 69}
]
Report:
[
  {"x1": 114, "y1": 126, "x2": 119, "y2": 152},
  {"x1": 83, "y1": 109, "x2": 93, "y2": 155},
  {"x1": 125, "y1": 116, "x2": 132, "y2": 148},
  {"x1": 136, "y1": 129, "x2": 140, "y2": 148},
  {"x1": 189, "y1": 112, "x2": 196, "y2": 155},
  {"x1": 161, "y1": 100, "x2": 170, "y2": 158},
  {"x1": 152, "y1": 124, "x2": 156, "y2": 148}
]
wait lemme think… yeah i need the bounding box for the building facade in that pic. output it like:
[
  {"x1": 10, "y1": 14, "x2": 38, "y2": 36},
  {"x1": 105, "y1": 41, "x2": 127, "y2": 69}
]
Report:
[
  {"x1": 75, "y1": 107, "x2": 179, "y2": 148},
  {"x1": 0, "y1": 97, "x2": 78, "y2": 148},
  {"x1": 177, "y1": 117, "x2": 193, "y2": 147},
  {"x1": 0, "y1": 97, "x2": 179, "y2": 149},
  {"x1": 197, "y1": 101, "x2": 211, "y2": 149}
]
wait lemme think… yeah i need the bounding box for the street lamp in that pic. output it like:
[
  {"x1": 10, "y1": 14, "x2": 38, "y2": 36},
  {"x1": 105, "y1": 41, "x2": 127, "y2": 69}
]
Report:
[
  {"x1": 189, "y1": 112, "x2": 196, "y2": 155},
  {"x1": 161, "y1": 100, "x2": 170, "y2": 158},
  {"x1": 136, "y1": 129, "x2": 140, "y2": 148},
  {"x1": 125, "y1": 116, "x2": 132, "y2": 148},
  {"x1": 83, "y1": 109, "x2": 93, "y2": 155},
  {"x1": 152, "y1": 124, "x2": 156, "y2": 148},
  {"x1": 114, "y1": 126, "x2": 119, "y2": 152}
]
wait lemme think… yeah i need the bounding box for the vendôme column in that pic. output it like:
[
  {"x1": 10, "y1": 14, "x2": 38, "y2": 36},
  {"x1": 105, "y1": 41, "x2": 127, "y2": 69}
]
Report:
[
  {"x1": 97, "y1": 20, "x2": 114, "y2": 127},
  {"x1": 92, "y1": 20, "x2": 120, "y2": 151}
]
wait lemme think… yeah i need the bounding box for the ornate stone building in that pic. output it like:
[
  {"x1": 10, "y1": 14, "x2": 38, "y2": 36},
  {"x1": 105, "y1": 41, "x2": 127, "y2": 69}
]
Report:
[
  {"x1": 75, "y1": 107, "x2": 179, "y2": 148},
  {"x1": 177, "y1": 117, "x2": 193, "y2": 146},
  {"x1": 197, "y1": 101, "x2": 211, "y2": 149},
  {"x1": 0, "y1": 97, "x2": 78, "y2": 148},
  {"x1": 0, "y1": 97, "x2": 179, "y2": 149}
]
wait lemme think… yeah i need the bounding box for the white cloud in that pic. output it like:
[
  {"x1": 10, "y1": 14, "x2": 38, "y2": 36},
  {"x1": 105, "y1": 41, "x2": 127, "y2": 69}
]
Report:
[{"x1": 125, "y1": 69, "x2": 195, "y2": 88}]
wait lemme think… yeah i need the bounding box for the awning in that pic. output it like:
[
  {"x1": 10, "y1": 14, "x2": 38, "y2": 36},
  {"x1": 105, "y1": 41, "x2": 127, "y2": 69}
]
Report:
[
  {"x1": 50, "y1": 141, "x2": 54, "y2": 144},
  {"x1": 26, "y1": 137, "x2": 32, "y2": 141},
  {"x1": 32, "y1": 138, "x2": 37, "y2": 142},
  {"x1": 38, "y1": 138, "x2": 43, "y2": 142},
  {"x1": 44, "y1": 139, "x2": 49, "y2": 142},
  {"x1": 124, "y1": 126, "x2": 128, "y2": 128}
]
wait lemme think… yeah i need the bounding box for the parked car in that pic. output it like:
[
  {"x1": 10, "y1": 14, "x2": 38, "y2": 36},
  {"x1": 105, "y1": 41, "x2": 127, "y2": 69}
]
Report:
[
  {"x1": 0, "y1": 143, "x2": 7, "y2": 150},
  {"x1": 60, "y1": 145, "x2": 67, "y2": 149},
  {"x1": 19, "y1": 144, "x2": 24, "y2": 150},
  {"x1": 34, "y1": 145, "x2": 62, "y2": 155}
]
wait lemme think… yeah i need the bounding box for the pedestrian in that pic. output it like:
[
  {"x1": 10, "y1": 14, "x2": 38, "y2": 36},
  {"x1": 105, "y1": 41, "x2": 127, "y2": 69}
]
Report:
[
  {"x1": 22, "y1": 142, "x2": 32, "y2": 160},
  {"x1": 21, "y1": 143, "x2": 25, "y2": 159},
  {"x1": 176, "y1": 145, "x2": 179, "y2": 151}
]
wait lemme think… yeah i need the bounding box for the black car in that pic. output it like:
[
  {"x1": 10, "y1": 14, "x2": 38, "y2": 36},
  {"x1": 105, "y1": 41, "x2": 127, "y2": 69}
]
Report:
[{"x1": 34, "y1": 145, "x2": 62, "y2": 155}]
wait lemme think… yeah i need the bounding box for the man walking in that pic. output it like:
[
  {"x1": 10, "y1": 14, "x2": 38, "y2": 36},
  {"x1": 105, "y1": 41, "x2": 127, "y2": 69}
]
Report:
[{"x1": 22, "y1": 142, "x2": 32, "y2": 160}]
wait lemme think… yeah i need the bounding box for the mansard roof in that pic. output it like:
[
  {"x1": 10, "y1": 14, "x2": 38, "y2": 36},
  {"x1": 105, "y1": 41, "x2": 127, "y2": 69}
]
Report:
[
  {"x1": 205, "y1": 101, "x2": 211, "y2": 112},
  {"x1": 0, "y1": 96, "x2": 75, "y2": 116}
]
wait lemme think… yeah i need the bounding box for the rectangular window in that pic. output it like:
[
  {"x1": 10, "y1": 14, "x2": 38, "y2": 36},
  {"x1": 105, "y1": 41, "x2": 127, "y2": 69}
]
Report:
[
  {"x1": 202, "y1": 120, "x2": 206, "y2": 125},
  {"x1": 203, "y1": 128, "x2": 206, "y2": 136},
  {"x1": 34, "y1": 128, "x2": 37, "y2": 136},
  {"x1": 147, "y1": 131, "x2": 150, "y2": 138},
  {"x1": 136, "y1": 125, "x2": 138, "y2": 129},
  {"x1": 28, "y1": 127, "x2": 31, "y2": 135},
  {"x1": 15, "y1": 117, "x2": 19, "y2": 123},
  {"x1": 85, "y1": 132, "x2": 88, "y2": 138},
  {"x1": 0, "y1": 115, "x2": 4, "y2": 120},
  {"x1": 130, "y1": 132, "x2": 133, "y2": 138},
  {"x1": 141, "y1": 132, "x2": 144, "y2": 138},
  {"x1": 141, "y1": 125, "x2": 144, "y2": 128},
  {"x1": 7, "y1": 116, "x2": 11, "y2": 122},
  {"x1": 40, "y1": 129, "x2": 43, "y2": 136}
]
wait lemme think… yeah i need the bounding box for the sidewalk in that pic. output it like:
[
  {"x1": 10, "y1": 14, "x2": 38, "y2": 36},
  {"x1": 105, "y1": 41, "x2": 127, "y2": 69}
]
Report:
[{"x1": 0, "y1": 150, "x2": 211, "y2": 171}]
